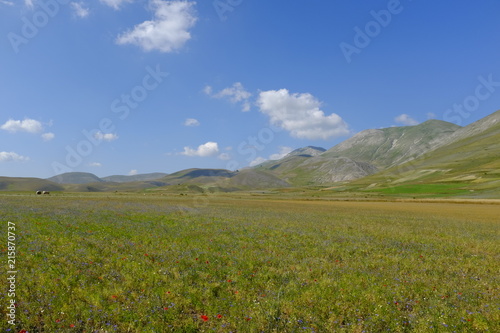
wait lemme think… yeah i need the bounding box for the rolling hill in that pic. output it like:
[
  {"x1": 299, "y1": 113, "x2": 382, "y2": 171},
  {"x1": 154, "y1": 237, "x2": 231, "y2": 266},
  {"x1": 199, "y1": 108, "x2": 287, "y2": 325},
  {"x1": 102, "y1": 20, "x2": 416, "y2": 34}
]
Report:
[
  {"x1": 47, "y1": 172, "x2": 104, "y2": 184},
  {"x1": 1, "y1": 110, "x2": 499, "y2": 198},
  {"x1": 102, "y1": 173, "x2": 168, "y2": 183}
]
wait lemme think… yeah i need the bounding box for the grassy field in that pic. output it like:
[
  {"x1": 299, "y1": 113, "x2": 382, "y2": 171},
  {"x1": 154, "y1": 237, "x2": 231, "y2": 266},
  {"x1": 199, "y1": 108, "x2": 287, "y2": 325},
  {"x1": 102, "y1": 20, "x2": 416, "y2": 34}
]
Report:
[{"x1": 1, "y1": 193, "x2": 499, "y2": 332}]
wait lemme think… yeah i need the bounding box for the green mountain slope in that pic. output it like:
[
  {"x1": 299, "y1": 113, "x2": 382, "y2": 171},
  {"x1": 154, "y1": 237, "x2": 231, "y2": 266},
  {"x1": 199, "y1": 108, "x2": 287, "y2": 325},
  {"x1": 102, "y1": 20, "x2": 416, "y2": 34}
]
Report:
[
  {"x1": 258, "y1": 121, "x2": 461, "y2": 185},
  {"x1": 47, "y1": 172, "x2": 104, "y2": 184},
  {"x1": 0, "y1": 177, "x2": 64, "y2": 192},
  {"x1": 350, "y1": 110, "x2": 500, "y2": 197},
  {"x1": 323, "y1": 120, "x2": 461, "y2": 168}
]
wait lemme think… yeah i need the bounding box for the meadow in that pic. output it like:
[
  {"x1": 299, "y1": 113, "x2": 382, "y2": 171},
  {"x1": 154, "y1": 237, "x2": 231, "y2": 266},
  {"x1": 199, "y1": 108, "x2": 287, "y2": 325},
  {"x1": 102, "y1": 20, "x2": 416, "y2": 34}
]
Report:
[{"x1": 0, "y1": 193, "x2": 498, "y2": 332}]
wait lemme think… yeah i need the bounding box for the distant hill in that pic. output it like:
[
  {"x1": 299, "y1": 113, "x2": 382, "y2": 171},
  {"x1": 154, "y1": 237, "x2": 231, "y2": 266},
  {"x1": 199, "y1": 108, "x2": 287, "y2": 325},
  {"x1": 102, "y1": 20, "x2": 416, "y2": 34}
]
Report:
[
  {"x1": 47, "y1": 172, "x2": 104, "y2": 184},
  {"x1": 2, "y1": 110, "x2": 498, "y2": 197},
  {"x1": 157, "y1": 168, "x2": 289, "y2": 191},
  {"x1": 0, "y1": 177, "x2": 64, "y2": 192},
  {"x1": 102, "y1": 173, "x2": 168, "y2": 183}
]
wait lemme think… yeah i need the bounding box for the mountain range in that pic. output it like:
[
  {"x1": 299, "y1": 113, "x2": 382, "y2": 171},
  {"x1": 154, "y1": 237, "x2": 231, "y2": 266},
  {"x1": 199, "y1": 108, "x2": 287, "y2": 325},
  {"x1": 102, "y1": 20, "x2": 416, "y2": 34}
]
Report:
[{"x1": 2, "y1": 110, "x2": 499, "y2": 198}]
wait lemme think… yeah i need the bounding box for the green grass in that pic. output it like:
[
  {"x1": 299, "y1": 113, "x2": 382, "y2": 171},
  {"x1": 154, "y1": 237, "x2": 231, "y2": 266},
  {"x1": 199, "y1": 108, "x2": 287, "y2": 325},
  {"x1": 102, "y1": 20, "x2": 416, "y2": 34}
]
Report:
[
  {"x1": 363, "y1": 184, "x2": 471, "y2": 198},
  {"x1": 1, "y1": 194, "x2": 498, "y2": 332}
]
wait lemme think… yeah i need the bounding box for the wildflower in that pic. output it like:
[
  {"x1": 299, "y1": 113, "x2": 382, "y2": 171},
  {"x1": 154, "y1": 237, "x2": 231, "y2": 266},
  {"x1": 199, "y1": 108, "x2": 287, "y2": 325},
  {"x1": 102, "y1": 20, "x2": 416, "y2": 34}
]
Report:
[
  {"x1": 164, "y1": 307, "x2": 169, "y2": 310},
  {"x1": 201, "y1": 315, "x2": 209, "y2": 321},
  {"x1": 70, "y1": 324, "x2": 75, "y2": 328},
  {"x1": 217, "y1": 314, "x2": 223, "y2": 319}
]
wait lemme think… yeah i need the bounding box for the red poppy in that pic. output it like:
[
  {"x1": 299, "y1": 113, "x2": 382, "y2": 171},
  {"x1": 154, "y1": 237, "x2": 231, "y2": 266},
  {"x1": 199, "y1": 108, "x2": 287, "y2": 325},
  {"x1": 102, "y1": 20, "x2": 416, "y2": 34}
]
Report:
[
  {"x1": 217, "y1": 314, "x2": 222, "y2": 319},
  {"x1": 164, "y1": 307, "x2": 169, "y2": 310},
  {"x1": 70, "y1": 324, "x2": 75, "y2": 328},
  {"x1": 201, "y1": 315, "x2": 209, "y2": 321},
  {"x1": 18, "y1": 330, "x2": 28, "y2": 333}
]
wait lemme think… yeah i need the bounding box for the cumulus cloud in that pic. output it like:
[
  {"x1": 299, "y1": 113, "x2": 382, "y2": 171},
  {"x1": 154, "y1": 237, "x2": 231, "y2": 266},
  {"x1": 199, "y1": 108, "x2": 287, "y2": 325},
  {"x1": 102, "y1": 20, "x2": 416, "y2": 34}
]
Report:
[
  {"x1": 207, "y1": 82, "x2": 252, "y2": 112},
  {"x1": 116, "y1": 0, "x2": 197, "y2": 53},
  {"x1": 128, "y1": 169, "x2": 138, "y2": 175},
  {"x1": 1, "y1": 118, "x2": 43, "y2": 134},
  {"x1": 0, "y1": 152, "x2": 29, "y2": 162},
  {"x1": 41, "y1": 132, "x2": 55, "y2": 141},
  {"x1": 394, "y1": 114, "x2": 419, "y2": 126},
  {"x1": 99, "y1": 0, "x2": 132, "y2": 10},
  {"x1": 184, "y1": 118, "x2": 200, "y2": 127},
  {"x1": 89, "y1": 162, "x2": 102, "y2": 167},
  {"x1": 181, "y1": 141, "x2": 219, "y2": 157},
  {"x1": 257, "y1": 89, "x2": 349, "y2": 140},
  {"x1": 94, "y1": 131, "x2": 118, "y2": 142},
  {"x1": 71, "y1": 2, "x2": 90, "y2": 18}
]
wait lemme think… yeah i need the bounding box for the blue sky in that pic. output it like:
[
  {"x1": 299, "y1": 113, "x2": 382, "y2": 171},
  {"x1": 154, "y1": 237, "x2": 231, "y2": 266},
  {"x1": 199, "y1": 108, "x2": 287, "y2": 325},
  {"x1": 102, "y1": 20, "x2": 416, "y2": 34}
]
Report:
[{"x1": 1, "y1": 0, "x2": 500, "y2": 178}]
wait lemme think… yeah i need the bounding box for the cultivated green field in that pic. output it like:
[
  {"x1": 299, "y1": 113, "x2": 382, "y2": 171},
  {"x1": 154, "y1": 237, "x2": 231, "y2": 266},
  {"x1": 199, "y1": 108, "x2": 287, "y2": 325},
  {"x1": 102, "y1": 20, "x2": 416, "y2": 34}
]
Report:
[{"x1": 1, "y1": 193, "x2": 499, "y2": 332}]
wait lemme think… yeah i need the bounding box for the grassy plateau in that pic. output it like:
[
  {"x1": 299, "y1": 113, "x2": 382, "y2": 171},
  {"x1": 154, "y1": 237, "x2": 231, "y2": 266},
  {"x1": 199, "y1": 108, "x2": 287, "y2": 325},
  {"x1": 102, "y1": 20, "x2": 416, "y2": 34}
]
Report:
[{"x1": 0, "y1": 193, "x2": 498, "y2": 332}]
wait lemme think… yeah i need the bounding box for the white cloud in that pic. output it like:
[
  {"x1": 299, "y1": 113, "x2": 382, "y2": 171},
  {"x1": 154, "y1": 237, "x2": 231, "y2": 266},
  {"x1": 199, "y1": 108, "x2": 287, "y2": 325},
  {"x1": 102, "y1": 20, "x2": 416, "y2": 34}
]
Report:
[
  {"x1": 269, "y1": 146, "x2": 293, "y2": 160},
  {"x1": 184, "y1": 118, "x2": 200, "y2": 127},
  {"x1": 89, "y1": 162, "x2": 102, "y2": 167},
  {"x1": 0, "y1": 152, "x2": 29, "y2": 162},
  {"x1": 71, "y1": 2, "x2": 90, "y2": 18},
  {"x1": 218, "y1": 153, "x2": 230, "y2": 160},
  {"x1": 128, "y1": 169, "x2": 138, "y2": 175},
  {"x1": 181, "y1": 141, "x2": 219, "y2": 157},
  {"x1": 116, "y1": 0, "x2": 197, "y2": 53},
  {"x1": 395, "y1": 114, "x2": 419, "y2": 126},
  {"x1": 426, "y1": 112, "x2": 437, "y2": 120},
  {"x1": 93, "y1": 131, "x2": 118, "y2": 142},
  {"x1": 257, "y1": 89, "x2": 349, "y2": 140},
  {"x1": 249, "y1": 156, "x2": 267, "y2": 167},
  {"x1": 203, "y1": 85, "x2": 213, "y2": 95},
  {"x1": 209, "y1": 82, "x2": 252, "y2": 112},
  {"x1": 1, "y1": 118, "x2": 43, "y2": 134},
  {"x1": 24, "y1": 0, "x2": 34, "y2": 9},
  {"x1": 100, "y1": 0, "x2": 132, "y2": 10},
  {"x1": 1, "y1": 1, "x2": 14, "y2": 6},
  {"x1": 41, "y1": 132, "x2": 55, "y2": 141}
]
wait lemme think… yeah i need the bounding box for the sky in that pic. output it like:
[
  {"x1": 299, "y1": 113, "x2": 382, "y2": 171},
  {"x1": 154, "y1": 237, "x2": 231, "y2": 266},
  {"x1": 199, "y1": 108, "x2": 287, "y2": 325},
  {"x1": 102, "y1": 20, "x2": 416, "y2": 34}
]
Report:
[{"x1": 1, "y1": 0, "x2": 500, "y2": 178}]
